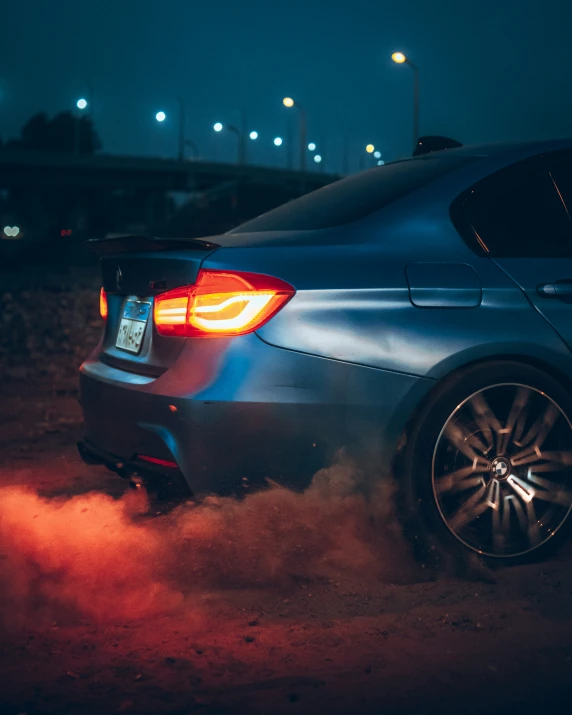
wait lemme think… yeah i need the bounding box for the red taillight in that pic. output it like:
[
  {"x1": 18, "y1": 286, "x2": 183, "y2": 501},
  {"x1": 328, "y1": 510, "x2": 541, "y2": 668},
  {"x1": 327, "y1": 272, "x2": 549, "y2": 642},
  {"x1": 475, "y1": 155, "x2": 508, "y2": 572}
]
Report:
[
  {"x1": 99, "y1": 287, "x2": 108, "y2": 320},
  {"x1": 153, "y1": 269, "x2": 295, "y2": 337}
]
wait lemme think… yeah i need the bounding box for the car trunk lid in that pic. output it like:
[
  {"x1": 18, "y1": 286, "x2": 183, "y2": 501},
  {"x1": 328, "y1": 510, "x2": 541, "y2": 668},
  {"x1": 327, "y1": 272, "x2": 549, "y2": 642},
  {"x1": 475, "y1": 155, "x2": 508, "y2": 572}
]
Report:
[{"x1": 91, "y1": 235, "x2": 220, "y2": 376}]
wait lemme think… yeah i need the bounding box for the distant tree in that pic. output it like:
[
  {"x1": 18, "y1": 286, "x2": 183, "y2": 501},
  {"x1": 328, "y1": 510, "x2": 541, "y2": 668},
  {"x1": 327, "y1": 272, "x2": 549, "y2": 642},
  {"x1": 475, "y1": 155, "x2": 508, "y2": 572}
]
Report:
[{"x1": 6, "y1": 111, "x2": 101, "y2": 154}]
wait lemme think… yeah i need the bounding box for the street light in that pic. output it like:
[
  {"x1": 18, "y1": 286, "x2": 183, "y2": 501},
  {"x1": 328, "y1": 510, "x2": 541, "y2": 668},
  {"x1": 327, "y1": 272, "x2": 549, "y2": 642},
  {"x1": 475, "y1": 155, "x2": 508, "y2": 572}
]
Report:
[
  {"x1": 282, "y1": 97, "x2": 308, "y2": 171},
  {"x1": 374, "y1": 150, "x2": 382, "y2": 159},
  {"x1": 366, "y1": 144, "x2": 375, "y2": 154},
  {"x1": 391, "y1": 51, "x2": 420, "y2": 152},
  {"x1": 249, "y1": 131, "x2": 258, "y2": 140},
  {"x1": 308, "y1": 142, "x2": 316, "y2": 151},
  {"x1": 74, "y1": 98, "x2": 88, "y2": 155},
  {"x1": 154, "y1": 99, "x2": 187, "y2": 161},
  {"x1": 213, "y1": 122, "x2": 246, "y2": 163},
  {"x1": 274, "y1": 137, "x2": 283, "y2": 146},
  {"x1": 314, "y1": 154, "x2": 322, "y2": 164}
]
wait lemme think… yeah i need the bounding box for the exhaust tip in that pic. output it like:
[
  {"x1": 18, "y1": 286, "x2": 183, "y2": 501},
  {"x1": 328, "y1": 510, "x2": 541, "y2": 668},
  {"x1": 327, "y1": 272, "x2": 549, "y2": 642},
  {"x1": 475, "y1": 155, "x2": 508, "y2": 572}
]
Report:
[{"x1": 129, "y1": 477, "x2": 144, "y2": 490}]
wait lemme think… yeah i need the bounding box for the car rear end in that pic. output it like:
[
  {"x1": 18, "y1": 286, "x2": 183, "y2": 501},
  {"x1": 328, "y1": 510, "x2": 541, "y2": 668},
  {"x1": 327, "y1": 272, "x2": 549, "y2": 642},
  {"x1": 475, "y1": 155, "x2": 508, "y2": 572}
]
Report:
[
  {"x1": 79, "y1": 234, "x2": 382, "y2": 497},
  {"x1": 79, "y1": 155, "x2": 484, "y2": 498}
]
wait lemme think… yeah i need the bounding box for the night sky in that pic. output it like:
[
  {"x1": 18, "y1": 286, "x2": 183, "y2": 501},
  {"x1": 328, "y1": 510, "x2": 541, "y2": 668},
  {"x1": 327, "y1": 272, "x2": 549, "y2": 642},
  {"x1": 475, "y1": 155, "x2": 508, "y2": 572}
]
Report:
[{"x1": 2, "y1": 0, "x2": 572, "y2": 171}]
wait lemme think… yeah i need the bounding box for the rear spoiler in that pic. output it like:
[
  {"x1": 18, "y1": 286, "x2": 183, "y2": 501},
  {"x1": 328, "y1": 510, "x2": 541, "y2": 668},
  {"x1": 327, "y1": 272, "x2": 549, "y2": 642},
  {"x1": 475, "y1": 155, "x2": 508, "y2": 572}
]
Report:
[{"x1": 88, "y1": 234, "x2": 220, "y2": 256}]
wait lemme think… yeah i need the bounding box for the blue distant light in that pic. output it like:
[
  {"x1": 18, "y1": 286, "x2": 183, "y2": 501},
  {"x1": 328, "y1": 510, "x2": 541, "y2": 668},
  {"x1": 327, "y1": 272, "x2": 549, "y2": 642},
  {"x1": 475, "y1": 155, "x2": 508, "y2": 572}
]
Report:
[
  {"x1": 213, "y1": 122, "x2": 223, "y2": 132},
  {"x1": 273, "y1": 137, "x2": 283, "y2": 146},
  {"x1": 76, "y1": 98, "x2": 87, "y2": 110},
  {"x1": 374, "y1": 150, "x2": 382, "y2": 159},
  {"x1": 377, "y1": 159, "x2": 385, "y2": 165},
  {"x1": 308, "y1": 142, "x2": 316, "y2": 151},
  {"x1": 314, "y1": 154, "x2": 322, "y2": 163},
  {"x1": 249, "y1": 131, "x2": 258, "y2": 140},
  {"x1": 155, "y1": 111, "x2": 166, "y2": 122}
]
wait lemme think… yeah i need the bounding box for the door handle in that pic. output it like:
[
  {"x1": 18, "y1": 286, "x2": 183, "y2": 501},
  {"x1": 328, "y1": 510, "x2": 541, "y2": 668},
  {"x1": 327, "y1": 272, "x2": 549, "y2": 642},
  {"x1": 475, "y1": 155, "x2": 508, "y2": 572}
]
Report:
[{"x1": 537, "y1": 281, "x2": 572, "y2": 297}]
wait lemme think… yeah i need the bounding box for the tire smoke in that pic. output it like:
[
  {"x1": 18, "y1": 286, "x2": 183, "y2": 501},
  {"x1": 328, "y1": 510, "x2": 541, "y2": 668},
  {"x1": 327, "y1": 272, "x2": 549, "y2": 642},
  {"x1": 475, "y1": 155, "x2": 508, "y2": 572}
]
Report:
[{"x1": 0, "y1": 457, "x2": 414, "y2": 628}]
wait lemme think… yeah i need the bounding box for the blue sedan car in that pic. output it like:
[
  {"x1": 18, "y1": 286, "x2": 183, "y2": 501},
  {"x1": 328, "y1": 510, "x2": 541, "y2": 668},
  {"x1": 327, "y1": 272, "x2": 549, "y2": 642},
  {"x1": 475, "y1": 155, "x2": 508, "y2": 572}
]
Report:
[{"x1": 79, "y1": 139, "x2": 572, "y2": 564}]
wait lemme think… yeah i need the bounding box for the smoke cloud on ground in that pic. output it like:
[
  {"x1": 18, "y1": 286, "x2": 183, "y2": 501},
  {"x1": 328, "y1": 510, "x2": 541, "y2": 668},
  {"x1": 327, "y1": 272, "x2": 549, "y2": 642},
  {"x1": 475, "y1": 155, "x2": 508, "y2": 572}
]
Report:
[{"x1": 0, "y1": 457, "x2": 414, "y2": 629}]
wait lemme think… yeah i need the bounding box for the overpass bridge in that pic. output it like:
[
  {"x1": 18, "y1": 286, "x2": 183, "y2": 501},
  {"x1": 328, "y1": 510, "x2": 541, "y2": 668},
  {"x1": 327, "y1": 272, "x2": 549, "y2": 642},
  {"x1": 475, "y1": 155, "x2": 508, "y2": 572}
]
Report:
[
  {"x1": 0, "y1": 150, "x2": 339, "y2": 194},
  {"x1": 0, "y1": 151, "x2": 341, "y2": 255}
]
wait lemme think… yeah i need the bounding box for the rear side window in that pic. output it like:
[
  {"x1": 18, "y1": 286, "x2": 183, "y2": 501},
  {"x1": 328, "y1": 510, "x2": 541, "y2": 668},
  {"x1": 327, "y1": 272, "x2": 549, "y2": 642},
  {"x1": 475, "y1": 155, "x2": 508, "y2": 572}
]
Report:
[
  {"x1": 231, "y1": 156, "x2": 474, "y2": 233},
  {"x1": 454, "y1": 159, "x2": 572, "y2": 257}
]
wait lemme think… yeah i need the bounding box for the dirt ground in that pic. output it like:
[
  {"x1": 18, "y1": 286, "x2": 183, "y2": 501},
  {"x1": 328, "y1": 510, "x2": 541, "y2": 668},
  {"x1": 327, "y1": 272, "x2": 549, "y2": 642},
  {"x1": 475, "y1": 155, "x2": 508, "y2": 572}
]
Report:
[{"x1": 1, "y1": 375, "x2": 572, "y2": 715}]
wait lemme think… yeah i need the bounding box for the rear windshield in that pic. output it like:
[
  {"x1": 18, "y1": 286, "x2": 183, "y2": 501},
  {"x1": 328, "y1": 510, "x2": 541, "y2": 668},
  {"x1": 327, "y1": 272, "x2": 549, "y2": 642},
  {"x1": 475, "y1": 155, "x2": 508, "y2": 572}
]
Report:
[{"x1": 231, "y1": 156, "x2": 474, "y2": 233}]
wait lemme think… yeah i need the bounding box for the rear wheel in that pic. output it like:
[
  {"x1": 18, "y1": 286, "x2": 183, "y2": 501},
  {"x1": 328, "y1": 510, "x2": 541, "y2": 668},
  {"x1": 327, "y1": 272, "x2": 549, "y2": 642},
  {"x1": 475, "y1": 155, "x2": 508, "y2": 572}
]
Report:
[{"x1": 400, "y1": 362, "x2": 572, "y2": 565}]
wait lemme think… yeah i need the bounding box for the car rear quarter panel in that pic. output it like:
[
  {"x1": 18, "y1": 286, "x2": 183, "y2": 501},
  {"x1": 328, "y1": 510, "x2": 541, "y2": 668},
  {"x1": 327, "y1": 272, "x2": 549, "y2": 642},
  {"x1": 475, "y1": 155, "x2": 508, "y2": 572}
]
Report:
[{"x1": 203, "y1": 212, "x2": 572, "y2": 384}]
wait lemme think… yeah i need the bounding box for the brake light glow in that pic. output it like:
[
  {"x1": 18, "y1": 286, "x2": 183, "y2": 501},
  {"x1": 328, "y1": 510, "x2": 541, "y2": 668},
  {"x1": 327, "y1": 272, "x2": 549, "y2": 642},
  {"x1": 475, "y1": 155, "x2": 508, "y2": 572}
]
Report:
[
  {"x1": 99, "y1": 287, "x2": 108, "y2": 320},
  {"x1": 154, "y1": 269, "x2": 295, "y2": 337},
  {"x1": 137, "y1": 454, "x2": 178, "y2": 469}
]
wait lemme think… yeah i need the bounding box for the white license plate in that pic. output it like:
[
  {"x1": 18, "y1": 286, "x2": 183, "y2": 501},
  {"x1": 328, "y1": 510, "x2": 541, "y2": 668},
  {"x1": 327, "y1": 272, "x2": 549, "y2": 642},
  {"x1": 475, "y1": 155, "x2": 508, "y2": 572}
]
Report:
[{"x1": 115, "y1": 301, "x2": 151, "y2": 354}]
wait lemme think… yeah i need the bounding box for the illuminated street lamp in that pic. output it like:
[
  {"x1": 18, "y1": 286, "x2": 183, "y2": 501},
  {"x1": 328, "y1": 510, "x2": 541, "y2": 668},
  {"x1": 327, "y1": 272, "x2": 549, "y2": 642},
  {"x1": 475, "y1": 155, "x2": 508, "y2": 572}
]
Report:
[
  {"x1": 366, "y1": 144, "x2": 375, "y2": 154},
  {"x1": 391, "y1": 51, "x2": 420, "y2": 151},
  {"x1": 154, "y1": 98, "x2": 188, "y2": 161},
  {"x1": 374, "y1": 150, "x2": 382, "y2": 159},
  {"x1": 308, "y1": 142, "x2": 316, "y2": 152},
  {"x1": 249, "y1": 131, "x2": 258, "y2": 140},
  {"x1": 213, "y1": 121, "x2": 247, "y2": 164},
  {"x1": 314, "y1": 154, "x2": 322, "y2": 164},
  {"x1": 74, "y1": 97, "x2": 89, "y2": 155},
  {"x1": 273, "y1": 137, "x2": 283, "y2": 146},
  {"x1": 282, "y1": 97, "x2": 308, "y2": 171}
]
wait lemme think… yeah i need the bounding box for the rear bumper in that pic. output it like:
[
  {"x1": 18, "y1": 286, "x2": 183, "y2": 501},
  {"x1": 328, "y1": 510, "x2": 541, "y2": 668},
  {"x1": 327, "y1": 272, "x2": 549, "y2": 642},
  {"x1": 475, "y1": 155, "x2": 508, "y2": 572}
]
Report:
[{"x1": 79, "y1": 333, "x2": 433, "y2": 496}]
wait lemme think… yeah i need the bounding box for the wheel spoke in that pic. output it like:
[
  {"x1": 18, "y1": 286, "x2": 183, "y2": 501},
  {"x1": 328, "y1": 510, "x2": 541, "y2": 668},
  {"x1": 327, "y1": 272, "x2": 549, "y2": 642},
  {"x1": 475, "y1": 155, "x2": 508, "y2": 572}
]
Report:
[
  {"x1": 434, "y1": 465, "x2": 487, "y2": 495},
  {"x1": 511, "y1": 448, "x2": 572, "y2": 470},
  {"x1": 469, "y1": 392, "x2": 502, "y2": 451},
  {"x1": 524, "y1": 499, "x2": 541, "y2": 546},
  {"x1": 507, "y1": 474, "x2": 535, "y2": 503},
  {"x1": 527, "y1": 471, "x2": 572, "y2": 506},
  {"x1": 443, "y1": 421, "x2": 489, "y2": 460},
  {"x1": 499, "y1": 387, "x2": 531, "y2": 454},
  {"x1": 486, "y1": 478, "x2": 500, "y2": 510},
  {"x1": 517, "y1": 403, "x2": 559, "y2": 451},
  {"x1": 448, "y1": 484, "x2": 488, "y2": 531}
]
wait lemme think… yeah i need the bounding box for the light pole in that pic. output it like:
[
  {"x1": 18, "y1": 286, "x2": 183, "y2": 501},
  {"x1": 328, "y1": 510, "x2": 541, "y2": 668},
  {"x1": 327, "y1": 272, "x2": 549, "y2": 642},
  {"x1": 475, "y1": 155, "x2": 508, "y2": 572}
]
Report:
[
  {"x1": 283, "y1": 97, "x2": 308, "y2": 171},
  {"x1": 154, "y1": 101, "x2": 188, "y2": 160},
  {"x1": 214, "y1": 122, "x2": 246, "y2": 164},
  {"x1": 74, "y1": 98, "x2": 88, "y2": 155},
  {"x1": 155, "y1": 111, "x2": 168, "y2": 157},
  {"x1": 185, "y1": 139, "x2": 199, "y2": 160},
  {"x1": 392, "y1": 52, "x2": 420, "y2": 152},
  {"x1": 177, "y1": 96, "x2": 186, "y2": 162},
  {"x1": 273, "y1": 136, "x2": 285, "y2": 167}
]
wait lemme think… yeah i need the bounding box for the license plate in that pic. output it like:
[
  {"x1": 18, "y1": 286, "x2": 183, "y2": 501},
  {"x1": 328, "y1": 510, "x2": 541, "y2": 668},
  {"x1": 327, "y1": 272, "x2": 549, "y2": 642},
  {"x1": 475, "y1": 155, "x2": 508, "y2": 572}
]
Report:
[{"x1": 115, "y1": 300, "x2": 151, "y2": 354}]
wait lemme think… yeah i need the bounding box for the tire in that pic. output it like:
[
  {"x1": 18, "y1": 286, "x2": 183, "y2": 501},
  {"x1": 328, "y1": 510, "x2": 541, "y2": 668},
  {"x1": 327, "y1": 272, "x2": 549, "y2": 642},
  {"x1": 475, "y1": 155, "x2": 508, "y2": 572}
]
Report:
[{"x1": 399, "y1": 360, "x2": 572, "y2": 567}]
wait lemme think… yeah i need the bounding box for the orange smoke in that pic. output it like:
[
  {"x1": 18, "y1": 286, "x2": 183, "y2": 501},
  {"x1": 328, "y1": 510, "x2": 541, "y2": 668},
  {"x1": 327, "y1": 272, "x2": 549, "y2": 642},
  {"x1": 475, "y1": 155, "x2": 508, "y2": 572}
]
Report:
[{"x1": 0, "y1": 458, "x2": 412, "y2": 628}]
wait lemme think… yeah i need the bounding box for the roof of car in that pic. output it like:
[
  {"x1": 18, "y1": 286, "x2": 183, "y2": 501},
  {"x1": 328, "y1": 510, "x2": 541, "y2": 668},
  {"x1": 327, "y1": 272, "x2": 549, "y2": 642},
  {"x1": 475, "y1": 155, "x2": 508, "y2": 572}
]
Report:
[{"x1": 425, "y1": 137, "x2": 572, "y2": 160}]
